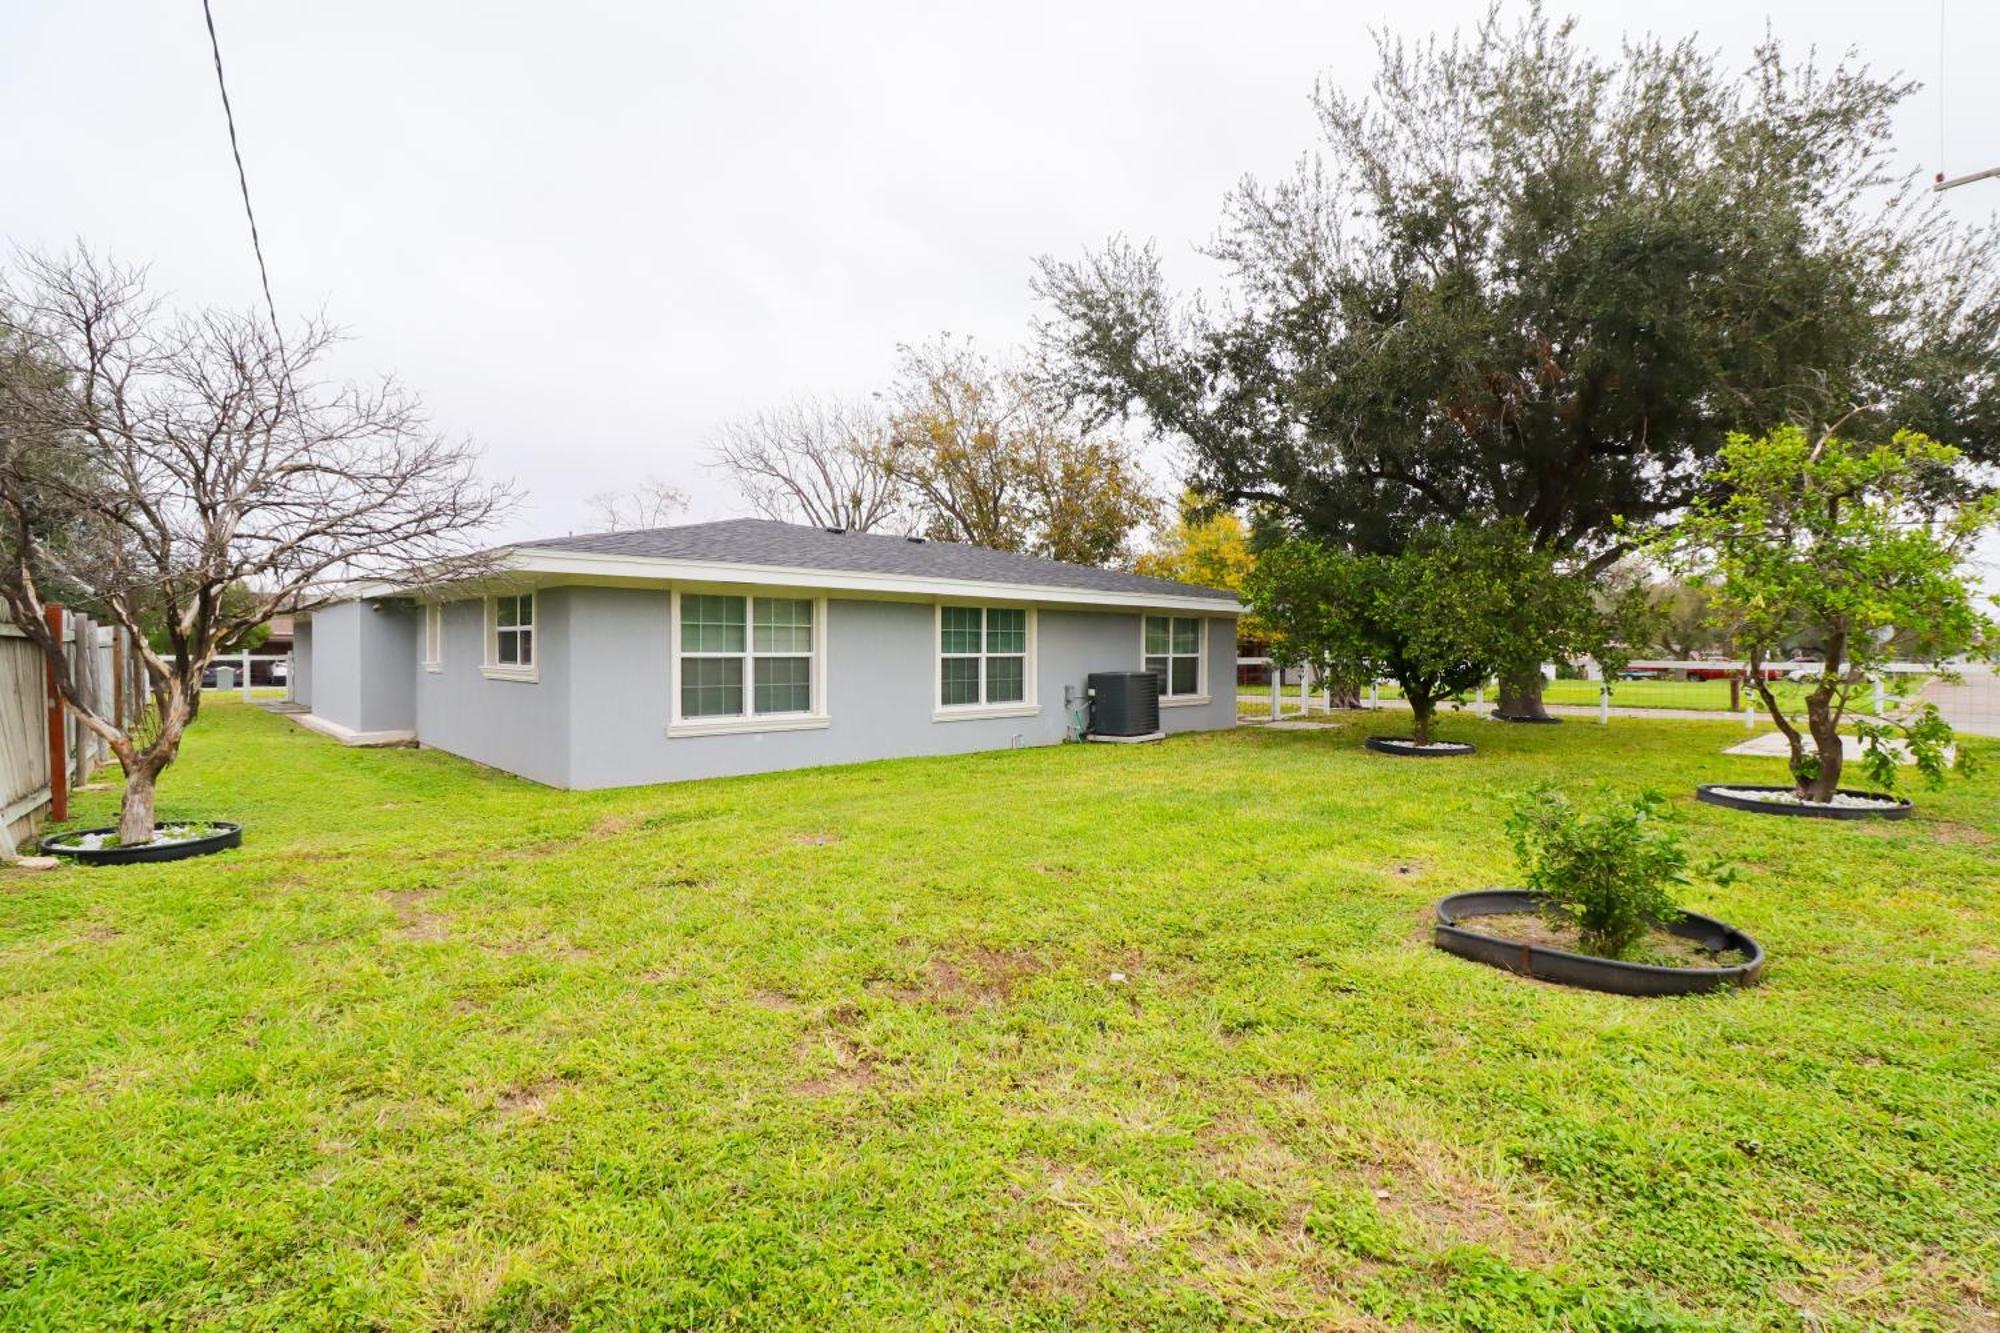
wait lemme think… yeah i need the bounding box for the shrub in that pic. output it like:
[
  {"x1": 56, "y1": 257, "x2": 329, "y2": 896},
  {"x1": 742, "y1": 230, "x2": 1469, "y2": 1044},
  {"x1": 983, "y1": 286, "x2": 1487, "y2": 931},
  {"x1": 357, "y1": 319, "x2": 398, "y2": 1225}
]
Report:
[{"x1": 1504, "y1": 784, "x2": 1705, "y2": 958}]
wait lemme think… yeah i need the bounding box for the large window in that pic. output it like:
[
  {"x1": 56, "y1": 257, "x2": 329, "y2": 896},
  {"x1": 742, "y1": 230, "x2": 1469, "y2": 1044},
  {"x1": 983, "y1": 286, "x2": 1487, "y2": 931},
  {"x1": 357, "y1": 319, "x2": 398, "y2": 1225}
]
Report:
[
  {"x1": 483, "y1": 593, "x2": 535, "y2": 679},
  {"x1": 1145, "y1": 615, "x2": 1203, "y2": 699},
  {"x1": 939, "y1": 605, "x2": 1029, "y2": 710},
  {"x1": 677, "y1": 593, "x2": 818, "y2": 722}
]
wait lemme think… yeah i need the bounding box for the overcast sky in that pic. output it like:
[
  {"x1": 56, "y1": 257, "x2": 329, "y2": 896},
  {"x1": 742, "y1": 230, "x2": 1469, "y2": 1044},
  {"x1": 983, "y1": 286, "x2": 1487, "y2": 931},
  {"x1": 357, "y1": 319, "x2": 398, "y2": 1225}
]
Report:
[{"x1": 3, "y1": 1, "x2": 1996, "y2": 564}]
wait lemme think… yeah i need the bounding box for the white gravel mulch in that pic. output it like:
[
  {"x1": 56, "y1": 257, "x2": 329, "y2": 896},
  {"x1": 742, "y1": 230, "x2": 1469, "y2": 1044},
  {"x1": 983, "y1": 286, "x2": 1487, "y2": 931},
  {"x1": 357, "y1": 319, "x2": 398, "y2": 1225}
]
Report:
[{"x1": 1707, "y1": 786, "x2": 1905, "y2": 810}]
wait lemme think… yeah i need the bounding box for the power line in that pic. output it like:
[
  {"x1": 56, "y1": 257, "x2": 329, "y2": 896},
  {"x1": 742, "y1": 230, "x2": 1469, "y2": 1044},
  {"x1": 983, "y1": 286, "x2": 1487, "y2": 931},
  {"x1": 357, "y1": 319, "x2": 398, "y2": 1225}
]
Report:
[{"x1": 200, "y1": 0, "x2": 289, "y2": 363}]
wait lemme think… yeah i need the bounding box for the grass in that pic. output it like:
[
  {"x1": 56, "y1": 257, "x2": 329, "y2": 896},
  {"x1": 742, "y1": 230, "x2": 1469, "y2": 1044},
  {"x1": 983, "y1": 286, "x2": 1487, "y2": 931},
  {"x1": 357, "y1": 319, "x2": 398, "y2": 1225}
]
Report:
[{"x1": 3, "y1": 700, "x2": 1996, "y2": 1329}]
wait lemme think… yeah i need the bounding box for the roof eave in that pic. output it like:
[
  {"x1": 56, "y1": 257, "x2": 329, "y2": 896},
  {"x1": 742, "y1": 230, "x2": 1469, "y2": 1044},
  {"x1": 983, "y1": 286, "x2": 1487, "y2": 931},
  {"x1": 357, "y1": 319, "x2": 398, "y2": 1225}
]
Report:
[{"x1": 484, "y1": 545, "x2": 1246, "y2": 614}]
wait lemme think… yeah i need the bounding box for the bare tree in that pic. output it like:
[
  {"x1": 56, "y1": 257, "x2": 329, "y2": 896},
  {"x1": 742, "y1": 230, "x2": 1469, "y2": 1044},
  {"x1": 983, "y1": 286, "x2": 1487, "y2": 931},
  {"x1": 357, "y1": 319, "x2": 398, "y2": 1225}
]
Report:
[
  {"x1": 585, "y1": 476, "x2": 688, "y2": 532},
  {"x1": 0, "y1": 247, "x2": 512, "y2": 844},
  {"x1": 708, "y1": 397, "x2": 901, "y2": 532}
]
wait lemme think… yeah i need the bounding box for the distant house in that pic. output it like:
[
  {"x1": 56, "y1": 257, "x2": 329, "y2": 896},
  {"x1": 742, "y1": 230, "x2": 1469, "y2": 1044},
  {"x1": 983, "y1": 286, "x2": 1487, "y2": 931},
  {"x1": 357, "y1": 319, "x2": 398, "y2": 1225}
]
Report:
[{"x1": 293, "y1": 519, "x2": 1243, "y2": 789}]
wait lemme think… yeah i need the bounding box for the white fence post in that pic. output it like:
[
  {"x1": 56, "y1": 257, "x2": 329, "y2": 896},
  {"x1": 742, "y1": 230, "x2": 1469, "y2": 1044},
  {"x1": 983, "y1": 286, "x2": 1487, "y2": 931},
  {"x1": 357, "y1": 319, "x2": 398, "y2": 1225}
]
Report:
[
  {"x1": 240, "y1": 649, "x2": 252, "y2": 701},
  {"x1": 1872, "y1": 676, "x2": 1885, "y2": 717},
  {"x1": 1598, "y1": 680, "x2": 1609, "y2": 726},
  {"x1": 1268, "y1": 667, "x2": 1280, "y2": 721},
  {"x1": 1369, "y1": 681, "x2": 1379, "y2": 710}
]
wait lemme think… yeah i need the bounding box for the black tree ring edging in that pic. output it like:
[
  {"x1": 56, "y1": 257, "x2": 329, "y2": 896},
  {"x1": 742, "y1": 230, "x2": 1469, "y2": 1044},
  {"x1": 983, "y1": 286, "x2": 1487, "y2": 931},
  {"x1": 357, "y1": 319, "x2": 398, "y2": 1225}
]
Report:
[
  {"x1": 1433, "y1": 890, "x2": 1764, "y2": 996},
  {"x1": 1365, "y1": 736, "x2": 1476, "y2": 757},
  {"x1": 39, "y1": 821, "x2": 244, "y2": 866},
  {"x1": 1491, "y1": 713, "x2": 1563, "y2": 724},
  {"x1": 1694, "y1": 784, "x2": 1912, "y2": 821}
]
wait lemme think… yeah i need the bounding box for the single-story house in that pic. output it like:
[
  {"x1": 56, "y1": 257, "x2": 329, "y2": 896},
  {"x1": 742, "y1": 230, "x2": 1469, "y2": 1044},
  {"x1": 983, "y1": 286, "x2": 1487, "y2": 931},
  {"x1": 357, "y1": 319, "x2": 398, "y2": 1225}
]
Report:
[{"x1": 292, "y1": 519, "x2": 1244, "y2": 789}]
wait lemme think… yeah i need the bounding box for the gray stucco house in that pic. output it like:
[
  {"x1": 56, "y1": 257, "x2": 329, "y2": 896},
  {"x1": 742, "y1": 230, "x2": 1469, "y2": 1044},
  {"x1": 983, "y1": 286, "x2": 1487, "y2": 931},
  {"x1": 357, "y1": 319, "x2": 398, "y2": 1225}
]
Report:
[{"x1": 292, "y1": 519, "x2": 1243, "y2": 789}]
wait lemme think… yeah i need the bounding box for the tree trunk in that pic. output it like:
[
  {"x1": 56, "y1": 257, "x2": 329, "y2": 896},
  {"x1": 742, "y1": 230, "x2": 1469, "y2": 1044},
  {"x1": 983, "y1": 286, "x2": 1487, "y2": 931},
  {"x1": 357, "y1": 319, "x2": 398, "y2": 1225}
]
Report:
[
  {"x1": 1410, "y1": 696, "x2": 1435, "y2": 745},
  {"x1": 117, "y1": 762, "x2": 160, "y2": 844},
  {"x1": 1495, "y1": 663, "x2": 1551, "y2": 720},
  {"x1": 1327, "y1": 680, "x2": 1362, "y2": 710},
  {"x1": 1803, "y1": 690, "x2": 1844, "y2": 802}
]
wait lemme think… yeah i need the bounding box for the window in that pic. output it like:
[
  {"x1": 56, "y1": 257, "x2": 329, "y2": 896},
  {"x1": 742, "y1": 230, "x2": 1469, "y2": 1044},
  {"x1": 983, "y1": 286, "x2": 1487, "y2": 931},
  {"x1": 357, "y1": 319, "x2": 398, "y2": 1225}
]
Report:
[
  {"x1": 1145, "y1": 615, "x2": 1204, "y2": 699},
  {"x1": 938, "y1": 605, "x2": 1031, "y2": 713},
  {"x1": 422, "y1": 603, "x2": 442, "y2": 670},
  {"x1": 482, "y1": 594, "x2": 537, "y2": 680},
  {"x1": 674, "y1": 592, "x2": 823, "y2": 730},
  {"x1": 494, "y1": 594, "x2": 534, "y2": 666}
]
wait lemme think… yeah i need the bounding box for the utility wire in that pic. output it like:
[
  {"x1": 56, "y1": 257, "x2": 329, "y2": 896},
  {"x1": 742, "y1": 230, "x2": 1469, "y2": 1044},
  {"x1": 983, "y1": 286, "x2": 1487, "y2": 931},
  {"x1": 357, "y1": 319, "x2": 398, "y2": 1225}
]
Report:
[{"x1": 200, "y1": 0, "x2": 290, "y2": 370}]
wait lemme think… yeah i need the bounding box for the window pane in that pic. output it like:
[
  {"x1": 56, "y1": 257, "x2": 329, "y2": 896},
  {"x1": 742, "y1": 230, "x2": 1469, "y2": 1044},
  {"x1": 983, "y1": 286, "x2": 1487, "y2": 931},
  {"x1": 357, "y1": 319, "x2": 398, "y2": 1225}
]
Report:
[
  {"x1": 497, "y1": 596, "x2": 518, "y2": 629},
  {"x1": 1144, "y1": 615, "x2": 1169, "y2": 654},
  {"x1": 516, "y1": 629, "x2": 533, "y2": 666},
  {"x1": 754, "y1": 597, "x2": 814, "y2": 653},
  {"x1": 985, "y1": 608, "x2": 1026, "y2": 654},
  {"x1": 941, "y1": 606, "x2": 982, "y2": 655},
  {"x1": 681, "y1": 656, "x2": 744, "y2": 717},
  {"x1": 1145, "y1": 655, "x2": 1168, "y2": 683},
  {"x1": 986, "y1": 655, "x2": 1024, "y2": 703},
  {"x1": 1171, "y1": 655, "x2": 1198, "y2": 696},
  {"x1": 940, "y1": 656, "x2": 980, "y2": 706},
  {"x1": 497, "y1": 629, "x2": 519, "y2": 665},
  {"x1": 753, "y1": 655, "x2": 812, "y2": 713},
  {"x1": 1172, "y1": 617, "x2": 1200, "y2": 654},
  {"x1": 683, "y1": 594, "x2": 746, "y2": 653},
  {"x1": 517, "y1": 594, "x2": 533, "y2": 626}
]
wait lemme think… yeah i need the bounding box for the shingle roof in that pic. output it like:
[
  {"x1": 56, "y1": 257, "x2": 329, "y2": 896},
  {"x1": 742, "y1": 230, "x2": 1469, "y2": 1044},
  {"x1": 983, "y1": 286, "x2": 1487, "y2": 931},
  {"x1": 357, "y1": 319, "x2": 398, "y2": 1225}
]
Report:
[{"x1": 515, "y1": 519, "x2": 1238, "y2": 604}]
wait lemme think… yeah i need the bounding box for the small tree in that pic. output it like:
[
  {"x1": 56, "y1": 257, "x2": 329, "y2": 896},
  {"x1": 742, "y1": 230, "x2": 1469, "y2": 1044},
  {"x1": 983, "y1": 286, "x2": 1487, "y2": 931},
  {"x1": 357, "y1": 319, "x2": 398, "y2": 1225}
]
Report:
[
  {"x1": 1645, "y1": 426, "x2": 1996, "y2": 801},
  {"x1": 1506, "y1": 784, "x2": 1698, "y2": 959},
  {"x1": 0, "y1": 248, "x2": 511, "y2": 843},
  {"x1": 1248, "y1": 521, "x2": 1603, "y2": 744}
]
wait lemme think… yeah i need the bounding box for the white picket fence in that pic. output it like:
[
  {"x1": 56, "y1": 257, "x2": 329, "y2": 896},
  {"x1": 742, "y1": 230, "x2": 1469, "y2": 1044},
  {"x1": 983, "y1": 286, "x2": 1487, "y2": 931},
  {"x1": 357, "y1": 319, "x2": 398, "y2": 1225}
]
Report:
[{"x1": 1238, "y1": 657, "x2": 2000, "y2": 737}]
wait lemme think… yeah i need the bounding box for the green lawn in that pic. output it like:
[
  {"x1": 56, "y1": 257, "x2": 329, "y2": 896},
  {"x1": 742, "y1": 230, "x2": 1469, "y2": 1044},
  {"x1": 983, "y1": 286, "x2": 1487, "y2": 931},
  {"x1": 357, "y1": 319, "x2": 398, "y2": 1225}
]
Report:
[
  {"x1": 1243, "y1": 679, "x2": 1821, "y2": 713},
  {"x1": 3, "y1": 701, "x2": 1996, "y2": 1329}
]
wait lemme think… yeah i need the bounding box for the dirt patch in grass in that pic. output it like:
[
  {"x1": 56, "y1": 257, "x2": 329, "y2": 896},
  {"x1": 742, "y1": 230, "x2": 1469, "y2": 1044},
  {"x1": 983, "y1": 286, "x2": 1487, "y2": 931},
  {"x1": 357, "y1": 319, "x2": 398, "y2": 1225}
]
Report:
[
  {"x1": 750, "y1": 988, "x2": 804, "y2": 1011},
  {"x1": 1774, "y1": 1247, "x2": 1997, "y2": 1329},
  {"x1": 790, "y1": 831, "x2": 840, "y2": 847},
  {"x1": 489, "y1": 934, "x2": 591, "y2": 962},
  {"x1": 790, "y1": 1017, "x2": 879, "y2": 1095},
  {"x1": 587, "y1": 813, "x2": 642, "y2": 838},
  {"x1": 494, "y1": 1076, "x2": 570, "y2": 1122},
  {"x1": 872, "y1": 947, "x2": 1047, "y2": 1011},
  {"x1": 383, "y1": 889, "x2": 451, "y2": 943},
  {"x1": 1456, "y1": 909, "x2": 1750, "y2": 968}
]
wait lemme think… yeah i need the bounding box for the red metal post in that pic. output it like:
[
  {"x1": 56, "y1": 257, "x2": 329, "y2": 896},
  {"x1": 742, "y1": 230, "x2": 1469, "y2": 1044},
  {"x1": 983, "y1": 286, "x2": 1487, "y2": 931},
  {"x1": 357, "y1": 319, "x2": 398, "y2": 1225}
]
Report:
[{"x1": 45, "y1": 603, "x2": 68, "y2": 822}]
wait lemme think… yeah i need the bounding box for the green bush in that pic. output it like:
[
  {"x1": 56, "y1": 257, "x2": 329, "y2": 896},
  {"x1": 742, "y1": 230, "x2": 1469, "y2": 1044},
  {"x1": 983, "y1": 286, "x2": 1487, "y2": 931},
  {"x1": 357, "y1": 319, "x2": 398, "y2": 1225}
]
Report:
[{"x1": 1504, "y1": 784, "x2": 1708, "y2": 958}]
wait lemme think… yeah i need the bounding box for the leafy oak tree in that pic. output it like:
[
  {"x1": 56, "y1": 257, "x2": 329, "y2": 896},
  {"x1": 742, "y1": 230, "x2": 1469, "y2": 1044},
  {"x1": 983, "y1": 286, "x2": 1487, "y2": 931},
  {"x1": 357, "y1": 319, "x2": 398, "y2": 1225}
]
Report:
[
  {"x1": 1643, "y1": 426, "x2": 1996, "y2": 802},
  {"x1": 1248, "y1": 521, "x2": 1603, "y2": 744},
  {"x1": 1038, "y1": 6, "x2": 2000, "y2": 715}
]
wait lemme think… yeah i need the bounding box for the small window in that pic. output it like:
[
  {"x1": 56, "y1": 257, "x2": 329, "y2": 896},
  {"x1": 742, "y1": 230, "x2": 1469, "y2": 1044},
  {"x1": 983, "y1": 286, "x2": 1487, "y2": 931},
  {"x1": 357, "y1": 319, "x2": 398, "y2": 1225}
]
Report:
[
  {"x1": 1145, "y1": 615, "x2": 1203, "y2": 698},
  {"x1": 422, "y1": 603, "x2": 443, "y2": 669},
  {"x1": 678, "y1": 593, "x2": 816, "y2": 721},
  {"x1": 939, "y1": 606, "x2": 1029, "y2": 708},
  {"x1": 493, "y1": 593, "x2": 534, "y2": 667}
]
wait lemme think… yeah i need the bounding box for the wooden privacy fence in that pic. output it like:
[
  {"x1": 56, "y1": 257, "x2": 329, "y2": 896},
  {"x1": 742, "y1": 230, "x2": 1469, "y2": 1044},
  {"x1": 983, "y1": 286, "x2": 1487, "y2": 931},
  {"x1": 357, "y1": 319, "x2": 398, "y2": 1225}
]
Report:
[{"x1": 0, "y1": 606, "x2": 146, "y2": 855}]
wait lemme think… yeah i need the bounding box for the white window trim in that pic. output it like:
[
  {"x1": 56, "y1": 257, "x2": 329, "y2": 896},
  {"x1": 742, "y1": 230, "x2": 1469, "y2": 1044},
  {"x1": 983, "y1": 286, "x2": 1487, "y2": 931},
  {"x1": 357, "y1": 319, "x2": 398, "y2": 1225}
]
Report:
[
  {"x1": 933, "y1": 602, "x2": 1039, "y2": 722},
  {"x1": 421, "y1": 603, "x2": 443, "y2": 673},
  {"x1": 668, "y1": 588, "x2": 831, "y2": 737},
  {"x1": 1142, "y1": 614, "x2": 1210, "y2": 707},
  {"x1": 482, "y1": 592, "x2": 538, "y2": 682}
]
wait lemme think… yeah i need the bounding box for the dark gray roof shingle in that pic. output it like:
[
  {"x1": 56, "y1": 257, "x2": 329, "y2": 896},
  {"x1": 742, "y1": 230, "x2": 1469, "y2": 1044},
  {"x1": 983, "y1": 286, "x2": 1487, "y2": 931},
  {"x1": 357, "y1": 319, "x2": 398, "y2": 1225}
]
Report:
[{"x1": 516, "y1": 519, "x2": 1237, "y2": 603}]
